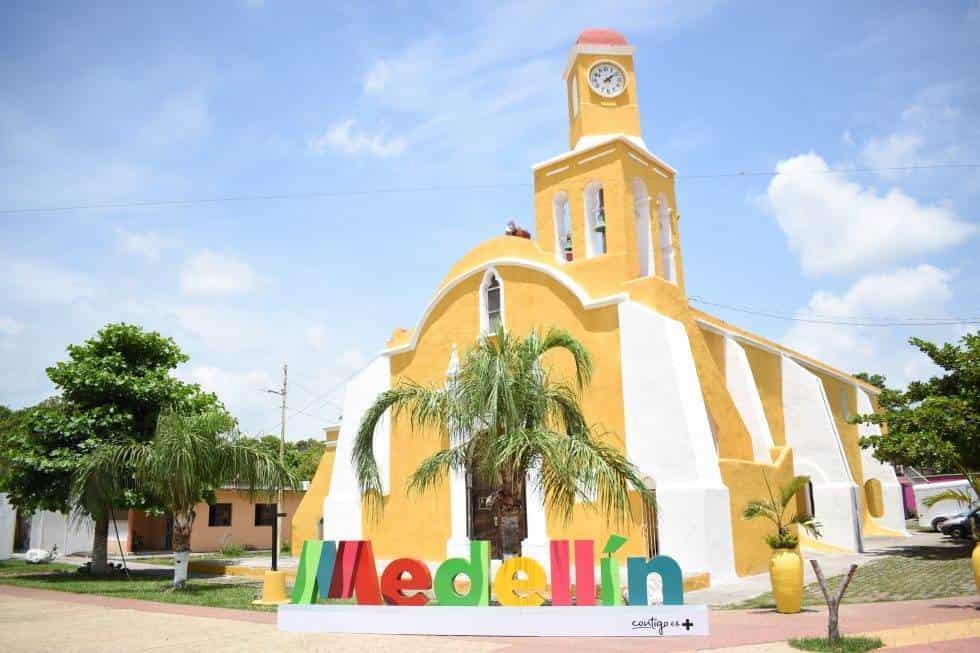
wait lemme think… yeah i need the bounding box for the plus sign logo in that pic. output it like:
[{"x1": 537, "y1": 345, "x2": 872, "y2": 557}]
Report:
[{"x1": 681, "y1": 618, "x2": 694, "y2": 631}]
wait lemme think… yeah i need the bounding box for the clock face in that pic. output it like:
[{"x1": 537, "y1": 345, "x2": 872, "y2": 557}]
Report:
[{"x1": 588, "y1": 62, "x2": 626, "y2": 98}]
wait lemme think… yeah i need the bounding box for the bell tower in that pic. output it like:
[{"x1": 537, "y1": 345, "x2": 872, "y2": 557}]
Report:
[
  {"x1": 534, "y1": 29, "x2": 685, "y2": 293},
  {"x1": 565, "y1": 28, "x2": 642, "y2": 149}
]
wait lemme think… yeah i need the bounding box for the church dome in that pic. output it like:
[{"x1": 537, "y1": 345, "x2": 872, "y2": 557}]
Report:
[{"x1": 575, "y1": 28, "x2": 628, "y2": 46}]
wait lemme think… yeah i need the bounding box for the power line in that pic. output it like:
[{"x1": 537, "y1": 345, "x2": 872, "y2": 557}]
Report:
[
  {"x1": 2, "y1": 162, "x2": 977, "y2": 215},
  {"x1": 688, "y1": 296, "x2": 980, "y2": 327}
]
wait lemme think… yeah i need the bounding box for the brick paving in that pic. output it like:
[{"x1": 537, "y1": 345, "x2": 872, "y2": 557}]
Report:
[{"x1": 0, "y1": 585, "x2": 977, "y2": 652}]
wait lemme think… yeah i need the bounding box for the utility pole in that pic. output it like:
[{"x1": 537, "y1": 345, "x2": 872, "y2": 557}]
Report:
[{"x1": 266, "y1": 363, "x2": 287, "y2": 568}]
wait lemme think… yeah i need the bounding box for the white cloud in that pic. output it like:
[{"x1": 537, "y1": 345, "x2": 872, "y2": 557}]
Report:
[
  {"x1": 765, "y1": 153, "x2": 974, "y2": 276},
  {"x1": 306, "y1": 324, "x2": 328, "y2": 352},
  {"x1": 856, "y1": 84, "x2": 968, "y2": 182},
  {"x1": 180, "y1": 250, "x2": 257, "y2": 296},
  {"x1": 352, "y1": 1, "x2": 720, "y2": 166},
  {"x1": 179, "y1": 365, "x2": 273, "y2": 422},
  {"x1": 116, "y1": 228, "x2": 175, "y2": 262},
  {"x1": 1, "y1": 260, "x2": 99, "y2": 304},
  {"x1": 860, "y1": 132, "x2": 926, "y2": 172},
  {"x1": 0, "y1": 316, "x2": 25, "y2": 336},
  {"x1": 309, "y1": 119, "x2": 406, "y2": 158},
  {"x1": 784, "y1": 265, "x2": 954, "y2": 385}
]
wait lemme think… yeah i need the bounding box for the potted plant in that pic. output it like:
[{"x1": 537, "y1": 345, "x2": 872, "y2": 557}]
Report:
[
  {"x1": 562, "y1": 233, "x2": 574, "y2": 261},
  {"x1": 743, "y1": 473, "x2": 822, "y2": 613}
]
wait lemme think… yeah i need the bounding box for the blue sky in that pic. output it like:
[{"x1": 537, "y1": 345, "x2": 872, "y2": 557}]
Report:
[{"x1": 2, "y1": 1, "x2": 978, "y2": 440}]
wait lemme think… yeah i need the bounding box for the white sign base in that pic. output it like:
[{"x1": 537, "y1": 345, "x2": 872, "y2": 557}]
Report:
[{"x1": 278, "y1": 604, "x2": 709, "y2": 637}]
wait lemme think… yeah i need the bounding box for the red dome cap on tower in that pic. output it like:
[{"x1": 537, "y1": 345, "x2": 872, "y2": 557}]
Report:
[{"x1": 575, "y1": 28, "x2": 628, "y2": 46}]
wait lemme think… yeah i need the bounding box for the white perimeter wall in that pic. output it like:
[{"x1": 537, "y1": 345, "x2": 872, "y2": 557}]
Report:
[
  {"x1": 723, "y1": 336, "x2": 775, "y2": 463},
  {"x1": 0, "y1": 494, "x2": 14, "y2": 560},
  {"x1": 29, "y1": 511, "x2": 95, "y2": 555},
  {"x1": 322, "y1": 356, "x2": 391, "y2": 541},
  {"x1": 855, "y1": 389, "x2": 908, "y2": 534},
  {"x1": 913, "y1": 480, "x2": 978, "y2": 529},
  {"x1": 618, "y1": 301, "x2": 736, "y2": 583},
  {"x1": 781, "y1": 358, "x2": 863, "y2": 551}
]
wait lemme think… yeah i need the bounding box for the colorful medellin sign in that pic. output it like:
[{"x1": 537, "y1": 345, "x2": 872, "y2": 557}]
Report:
[{"x1": 291, "y1": 535, "x2": 684, "y2": 606}]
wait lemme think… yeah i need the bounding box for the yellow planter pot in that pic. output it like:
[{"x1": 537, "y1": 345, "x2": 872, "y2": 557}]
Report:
[
  {"x1": 972, "y1": 542, "x2": 980, "y2": 595},
  {"x1": 770, "y1": 548, "x2": 803, "y2": 614}
]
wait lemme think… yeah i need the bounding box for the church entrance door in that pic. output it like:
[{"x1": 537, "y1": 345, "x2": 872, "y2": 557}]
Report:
[{"x1": 467, "y1": 471, "x2": 527, "y2": 560}]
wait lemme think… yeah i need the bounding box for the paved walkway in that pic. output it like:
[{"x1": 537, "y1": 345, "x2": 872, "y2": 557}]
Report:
[{"x1": 0, "y1": 585, "x2": 976, "y2": 652}]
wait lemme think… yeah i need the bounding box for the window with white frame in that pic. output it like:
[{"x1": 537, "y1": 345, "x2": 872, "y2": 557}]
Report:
[
  {"x1": 657, "y1": 194, "x2": 676, "y2": 282},
  {"x1": 584, "y1": 183, "x2": 607, "y2": 257},
  {"x1": 480, "y1": 270, "x2": 504, "y2": 333},
  {"x1": 553, "y1": 193, "x2": 573, "y2": 263}
]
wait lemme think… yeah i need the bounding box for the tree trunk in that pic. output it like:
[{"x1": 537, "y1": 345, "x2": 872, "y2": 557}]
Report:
[
  {"x1": 811, "y1": 560, "x2": 858, "y2": 644},
  {"x1": 172, "y1": 509, "x2": 195, "y2": 589},
  {"x1": 90, "y1": 513, "x2": 109, "y2": 576}
]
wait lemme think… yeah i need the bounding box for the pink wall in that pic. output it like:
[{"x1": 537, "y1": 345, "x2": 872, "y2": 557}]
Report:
[{"x1": 188, "y1": 489, "x2": 304, "y2": 553}]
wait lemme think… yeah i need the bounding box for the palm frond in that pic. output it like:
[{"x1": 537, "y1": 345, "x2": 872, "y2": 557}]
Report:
[
  {"x1": 779, "y1": 475, "x2": 811, "y2": 508},
  {"x1": 922, "y1": 488, "x2": 977, "y2": 509}
]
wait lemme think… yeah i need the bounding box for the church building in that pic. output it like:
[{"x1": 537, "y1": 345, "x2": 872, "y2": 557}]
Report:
[{"x1": 294, "y1": 28, "x2": 907, "y2": 585}]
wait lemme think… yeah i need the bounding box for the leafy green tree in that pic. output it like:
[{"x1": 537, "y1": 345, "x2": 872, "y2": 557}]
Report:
[
  {"x1": 354, "y1": 325, "x2": 652, "y2": 557},
  {"x1": 856, "y1": 333, "x2": 980, "y2": 525},
  {"x1": 0, "y1": 323, "x2": 221, "y2": 574},
  {"x1": 294, "y1": 439, "x2": 327, "y2": 481},
  {"x1": 75, "y1": 408, "x2": 296, "y2": 589},
  {"x1": 246, "y1": 435, "x2": 327, "y2": 482},
  {"x1": 854, "y1": 372, "x2": 887, "y2": 390},
  {"x1": 742, "y1": 473, "x2": 822, "y2": 549}
]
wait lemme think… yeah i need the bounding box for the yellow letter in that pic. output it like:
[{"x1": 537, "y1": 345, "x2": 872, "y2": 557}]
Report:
[{"x1": 493, "y1": 556, "x2": 547, "y2": 607}]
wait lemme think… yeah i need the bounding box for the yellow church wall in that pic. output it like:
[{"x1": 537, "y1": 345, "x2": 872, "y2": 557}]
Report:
[
  {"x1": 719, "y1": 446, "x2": 799, "y2": 577},
  {"x1": 291, "y1": 445, "x2": 336, "y2": 556},
  {"x1": 702, "y1": 328, "x2": 726, "y2": 380},
  {"x1": 366, "y1": 261, "x2": 649, "y2": 562},
  {"x1": 814, "y1": 371, "x2": 898, "y2": 537},
  {"x1": 567, "y1": 53, "x2": 642, "y2": 148},
  {"x1": 741, "y1": 343, "x2": 786, "y2": 447}
]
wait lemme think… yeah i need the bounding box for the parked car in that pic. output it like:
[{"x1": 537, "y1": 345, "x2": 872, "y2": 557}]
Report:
[
  {"x1": 938, "y1": 508, "x2": 980, "y2": 539},
  {"x1": 932, "y1": 508, "x2": 974, "y2": 531}
]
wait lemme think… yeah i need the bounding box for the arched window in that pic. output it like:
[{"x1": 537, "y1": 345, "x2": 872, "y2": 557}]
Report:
[
  {"x1": 657, "y1": 194, "x2": 676, "y2": 282},
  {"x1": 632, "y1": 180, "x2": 653, "y2": 277},
  {"x1": 584, "y1": 182, "x2": 607, "y2": 257},
  {"x1": 479, "y1": 270, "x2": 504, "y2": 333},
  {"x1": 553, "y1": 192, "x2": 573, "y2": 263}
]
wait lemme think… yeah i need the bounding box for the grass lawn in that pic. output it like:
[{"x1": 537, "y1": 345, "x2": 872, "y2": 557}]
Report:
[
  {"x1": 789, "y1": 636, "x2": 883, "y2": 652},
  {"x1": 132, "y1": 550, "x2": 276, "y2": 566},
  {"x1": 728, "y1": 554, "x2": 974, "y2": 610},
  {"x1": 0, "y1": 559, "x2": 273, "y2": 611}
]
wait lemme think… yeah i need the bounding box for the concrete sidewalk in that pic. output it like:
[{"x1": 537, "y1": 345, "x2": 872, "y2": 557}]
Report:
[{"x1": 0, "y1": 584, "x2": 976, "y2": 652}]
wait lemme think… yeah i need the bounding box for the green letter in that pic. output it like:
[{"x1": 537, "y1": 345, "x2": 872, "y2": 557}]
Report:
[{"x1": 433, "y1": 541, "x2": 489, "y2": 606}]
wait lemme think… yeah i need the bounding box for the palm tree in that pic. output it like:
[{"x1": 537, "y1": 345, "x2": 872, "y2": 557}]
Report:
[
  {"x1": 743, "y1": 473, "x2": 822, "y2": 549},
  {"x1": 923, "y1": 479, "x2": 979, "y2": 540},
  {"x1": 74, "y1": 409, "x2": 297, "y2": 588},
  {"x1": 354, "y1": 325, "x2": 652, "y2": 557}
]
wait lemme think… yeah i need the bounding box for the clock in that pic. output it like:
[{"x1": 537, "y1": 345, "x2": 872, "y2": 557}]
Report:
[{"x1": 587, "y1": 61, "x2": 627, "y2": 98}]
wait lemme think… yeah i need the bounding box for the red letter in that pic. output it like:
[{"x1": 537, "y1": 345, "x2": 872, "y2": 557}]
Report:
[
  {"x1": 574, "y1": 540, "x2": 596, "y2": 606},
  {"x1": 380, "y1": 558, "x2": 432, "y2": 606},
  {"x1": 549, "y1": 540, "x2": 572, "y2": 606},
  {"x1": 328, "y1": 541, "x2": 383, "y2": 605}
]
